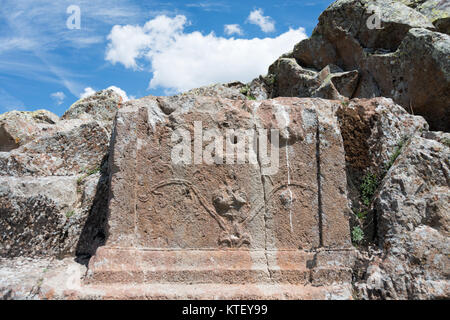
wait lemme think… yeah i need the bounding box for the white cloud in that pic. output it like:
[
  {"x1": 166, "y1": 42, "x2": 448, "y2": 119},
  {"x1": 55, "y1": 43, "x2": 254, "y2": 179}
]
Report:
[
  {"x1": 106, "y1": 15, "x2": 188, "y2": 70},
  {"x1": 80, "y1": 86, "x2": 129, "y2": 102},
  {"x1": 80, "y1": 87, "x2": 96, "y2": 99},
  {"x1": 106, "y1": 15, "x2": 307, "y2": 93},
  {"x1": 0, "y1": 1, "x2": 141, "y2": 96},
  {"x1": 185, "y1": 2, "x2": 229, "y2": 12},
  {"x1": 50, "y1": 91, "x2": 66, "y2": 105},
  {"x1": 247, "y1": 9, "x2": 275, "y2": 33},
  {"x1": 224, "y1": 24, "x2": 243, "y2": 36},
  {"x1": 107, "y1": 86, "x2": 129, "y2": 102},
  {"x1": 0, "y1": 0, "x2": 141, "y2": 53}
]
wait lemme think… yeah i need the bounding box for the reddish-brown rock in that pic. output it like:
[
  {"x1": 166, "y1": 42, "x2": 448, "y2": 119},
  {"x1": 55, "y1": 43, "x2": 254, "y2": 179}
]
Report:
[{"x1": 87, "y1": 96, "x2": 354, "y2": 297}]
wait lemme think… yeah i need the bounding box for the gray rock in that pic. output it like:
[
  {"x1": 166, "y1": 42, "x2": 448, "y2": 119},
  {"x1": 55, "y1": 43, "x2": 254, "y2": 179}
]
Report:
[
  {"x1": 0, "y1": 120, "x2": 110, "y2": 177},
  {"x1": 336, "y1": 97, "x2": 428, "y2": 244},
  {"x1": 0, "y1": 176, "x2": 78, "y2": 257},
  {"x1": 355, "y1": 132, "x2": 450, "y2": 299},
  {"x1": 62, "y1": 89, "x2": 122, "y2": 126},
  {"x1": 0, "y1": 110, "x2": 59, "y2": 152},
  {"x1": 337, "y1": 97, "x2": 428, "y2": 179},
  {"x1": 363, "y1": 28, "x2": 450, "y2": 131},
  {"x1": 181, "y1": 82, "x2": 248, "y2": 100},
  {"x1": 402, "y1": 0, "x2": 450, "y2": 34},
  {"x1": 316, "y1": 0, "x2": 435, "y2": 51},
  {"x1": 0, "y1": 92, "x2": 114, "y2": 259},
  {"x1": 268, "y1": 58, "x2": 359, "y2": 99},
  {"x1": 259, "y1": 0, "x2": 450, "y2": 131}
]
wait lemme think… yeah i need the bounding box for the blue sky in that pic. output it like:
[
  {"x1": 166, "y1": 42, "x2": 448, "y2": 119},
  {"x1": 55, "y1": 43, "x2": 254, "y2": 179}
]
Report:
[{"x1": 0, "y1": 0, "x2": 333, "y2": 116}]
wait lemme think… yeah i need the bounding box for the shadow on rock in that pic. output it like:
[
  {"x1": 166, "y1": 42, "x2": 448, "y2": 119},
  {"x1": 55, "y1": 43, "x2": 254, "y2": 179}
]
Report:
[{"x1": 74, "y1": 153, "x2": 110, "y2": 266}]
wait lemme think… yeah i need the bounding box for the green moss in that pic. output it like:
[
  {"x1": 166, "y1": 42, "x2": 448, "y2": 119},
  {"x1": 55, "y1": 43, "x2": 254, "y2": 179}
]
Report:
[
  {"x1": 264, "y1": 74, "x2": 276, "y2": 86},
  {"x1": 86, "y1": 167, "x2": 100, "y2": 176},
  {"x1": 430, "y1": 8, "x2": 449, "y2": 22},
  {"x1": 36, "y1": 278, "x2": 43, "y2": 288}
]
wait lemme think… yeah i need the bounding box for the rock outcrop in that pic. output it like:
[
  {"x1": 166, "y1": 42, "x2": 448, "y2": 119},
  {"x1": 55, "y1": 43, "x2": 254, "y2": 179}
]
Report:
[
  {"x1": 0, "y1": 110, "x2": 59, "y2": 152},
  {"x1": 354, "y1": 132, "x2": 449, "y2": 299},
  {"x1": 258, "y1": 0, "x2": 450, "y2": 131},
  {"x1": 402, "y1": 0, "x2": 450, "y2": 34},
  {"x1": 80, "y1": 95, "x2": 356, "y2": 299},
  {"x1": 62, "y1": 89, "x2": 123, "y2": 126},
  {"x1": 0, "y1": 90, "x2": 121, "y2": 259}
]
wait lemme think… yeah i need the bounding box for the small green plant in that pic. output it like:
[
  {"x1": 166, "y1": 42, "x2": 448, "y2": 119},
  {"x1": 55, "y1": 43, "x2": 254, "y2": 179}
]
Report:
[
  {"x1": 355, "y1": 210, "x2": 367, "y2": 220},
  {"x1": 442, "y1": 137, "x2": 450, "y2": 148},
  {"x1": 385, "y1": 137, "x2": 407, "y2": 171},
  {"x1": 360, "y1": 172, "x2": 378, "y2": 206},
  {"x1": 352, "y1": 226, "x2": 364, "y2": 244},
  {"x1": 340, "y1": 100, "x2": 350, "y2": 107},
  {"x1": 66, "y1": 210, "x2": 76, "y2": 218},
  {"x1": 77, "y1": 166, "x2": 101, "y2": 186},
  {"x1": 240, "y1": 85, "x2": 257, "y2": 100},
  {"x1": 86, "y1": 167, "x2": 100, "y2": 176},
  {"x1": 76, "y1": 175, "x2": 84, "y2": 185},
  {"x1": 240, "y1": 86, "x2": 249, "y2": 95},
  {"x1": 265, "y1": 74, "x2": 276, "y2": 86}
]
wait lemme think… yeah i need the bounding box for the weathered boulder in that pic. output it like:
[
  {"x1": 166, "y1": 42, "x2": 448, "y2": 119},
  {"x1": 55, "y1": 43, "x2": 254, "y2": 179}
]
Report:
[
  {"x1": 401, "y1": 0, "x2": 450, "y2": 34},
  {"x1": 0, "y1": 91, "x2": 117, "y2": 259},
  {"x1": 182, "y1": 82, "x2": 248, "y2": 100},
  {"x1": 85, "y1": 95, "x2": 355, "y2": 298},
  {"x1": 260, "y1": 0, "x2": 450, "y2": 131},
  {"x1": 362, "y1": 28, "x2": 450, "y2": 131},
  {"x1": 0, "y1": 176, "x2": 78, "y2": 257},
  {"x1": 268, "y1": 58, "x2": 321, "y2": 97},
  {"x1": 0, "y1": 120, "x2": 110, "y2": 177},
  {"x1": 337, "y1": 97, "x2": 428, "y2": 180},
  {"x1": 62, "y1": 89, "x2": 122, "y2": 127},
  {"x1": 336, "y1": 97, "x2": 428, "y2": 244},
  {"x1": 0, "y1": 110, "x2": 59, "y2": 152},
  {"x1": 354, "y1": 132, "x2": 450, "y2": 299},
  {"x1": 182, "y1": 80, "x2": 270, "y2": 101},
  {"x1": 315, "y1": 0, "x2": 435, "y2": 51},
  {"x1": 0, "y1": 127, "x2": 110, "y2": 258},
  {"x1": 268, "y1": 58, "x2": 359, "y2": 99}
]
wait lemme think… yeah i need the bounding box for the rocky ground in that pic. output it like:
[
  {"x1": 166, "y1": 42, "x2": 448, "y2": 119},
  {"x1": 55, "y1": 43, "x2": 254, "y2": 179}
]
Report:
[{"x1": 0, "y1": 0, "x2": 448, "y2": 300}]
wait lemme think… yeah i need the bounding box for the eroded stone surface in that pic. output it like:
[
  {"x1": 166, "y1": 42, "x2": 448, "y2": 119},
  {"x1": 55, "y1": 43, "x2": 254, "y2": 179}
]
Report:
[
  {"x1": 0, "y1": 120, "x2": 109, "y2": 177},
  {"x1": 62, "y1": 89, "x2": 122, "y2": 127},
  {"x1": 88, "y1": 95, "x2": 353, "y2": 292},
  {"x1": 0, "y1": 110, "x2": 59, "y2": 152},
  {"x1": 354, "y1": 133, "x2": 450, "y2": 299},
  {"x1": 1, "y1": 0, "x2": 448, "y2": 300},
  {"x1": 0, "y1": 92, "x2": 115, "y2": 259},
  {"x1": 259, "y1": 0, "x2": 450, "y2": 131}
]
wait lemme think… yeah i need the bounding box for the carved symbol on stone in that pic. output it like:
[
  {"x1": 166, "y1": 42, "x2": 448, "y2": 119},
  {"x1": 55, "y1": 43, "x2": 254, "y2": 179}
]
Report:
[
  {"x1": 148, "y1": 179, "x2": 310, "y2": 248},
  {"x1": 212, "y1": 186, "x2": 251, "y2": 248},
  {"x1": 150, "y1": 179, "x2": 251, "y2": 248}
]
